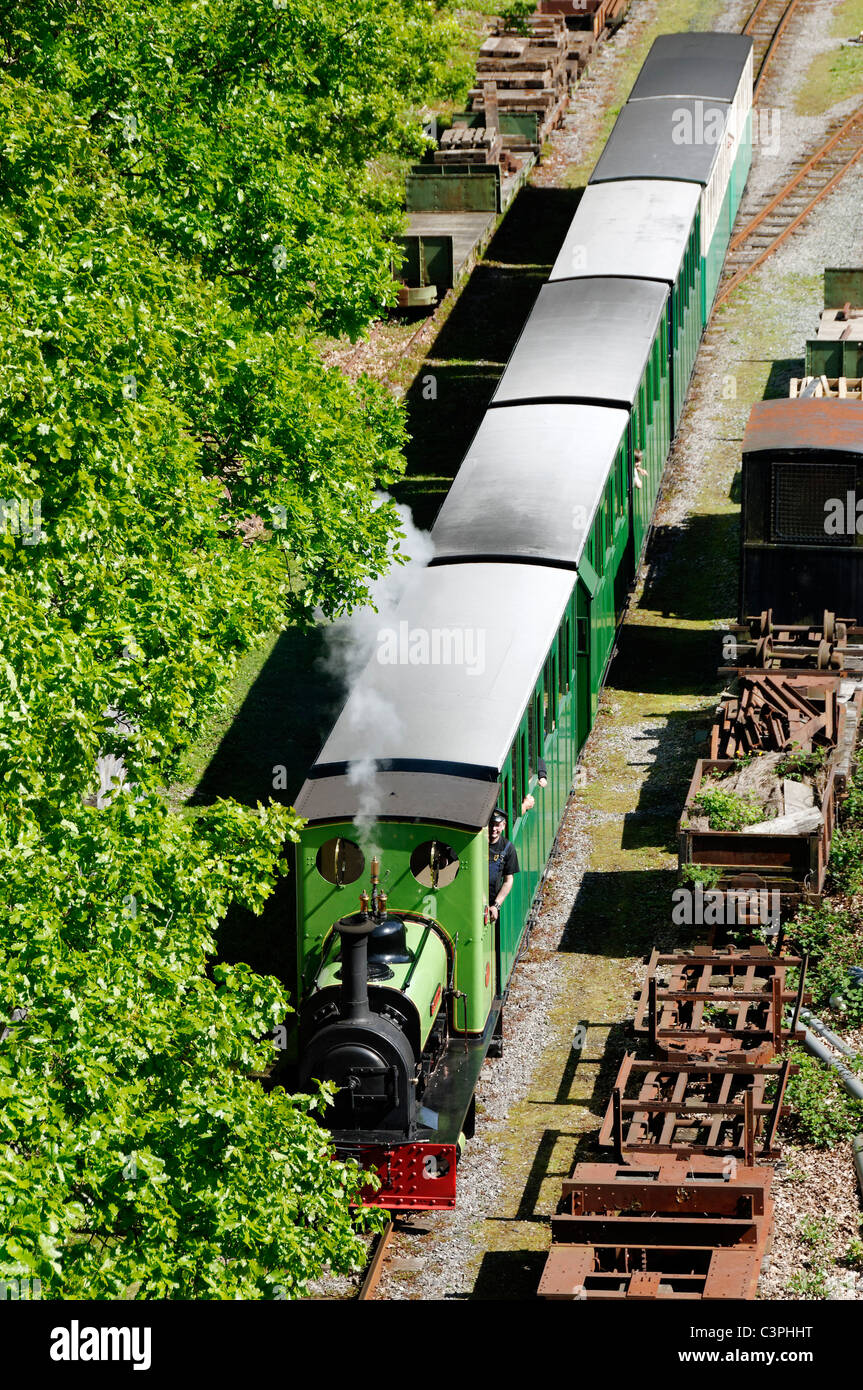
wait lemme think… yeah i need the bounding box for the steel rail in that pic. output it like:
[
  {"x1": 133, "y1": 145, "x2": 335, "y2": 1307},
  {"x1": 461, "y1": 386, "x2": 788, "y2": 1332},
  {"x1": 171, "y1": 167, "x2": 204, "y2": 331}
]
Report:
[
  {"x1": 717, "y1": 121, "x2": 863, "y2": 307},
  {"x1": 729, "y1": 107, "x2": 863, "y2": 252},
  {"x1": 744, "y1": 0, "x2": 802, "y2": 101},
  {"x1": 358, "y1": 1220, "x2": 393, "y2": 1301}
]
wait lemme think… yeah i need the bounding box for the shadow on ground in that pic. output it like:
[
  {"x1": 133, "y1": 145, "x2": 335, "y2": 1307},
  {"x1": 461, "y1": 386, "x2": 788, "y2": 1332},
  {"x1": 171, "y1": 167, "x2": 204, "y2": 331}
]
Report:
[
  {"x1": 395, "y1": 185, "x2": 583, "y2": 529},
  {"x1": 191, "y1": 625, "x2": 338, "y2": 810},
  {"x1": 640, "y1": 513, "x2": 738, "y2": 623}
]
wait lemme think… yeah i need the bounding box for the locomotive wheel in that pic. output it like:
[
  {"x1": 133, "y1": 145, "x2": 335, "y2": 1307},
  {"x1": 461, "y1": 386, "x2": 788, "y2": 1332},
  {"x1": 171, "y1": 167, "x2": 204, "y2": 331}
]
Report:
[
  {"x1": 755, "y1": 635, "x2": 773, "y2": 667},
  {"x1": 759, "y1": 609, "x2": 773, "y2": 637},
  {"x1": 817, "y1": 639, "x2": 831, "y2": 670},
  {"x1": 823, "y1": 610, "x2": 836, "y2": 643}
]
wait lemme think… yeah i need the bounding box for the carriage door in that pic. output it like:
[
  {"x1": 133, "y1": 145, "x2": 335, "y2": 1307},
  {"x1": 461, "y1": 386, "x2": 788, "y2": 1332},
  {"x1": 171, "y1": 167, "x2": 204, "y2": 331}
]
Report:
[{"x1": 575, "y1": 580, "x2": 591, "y2": 753}]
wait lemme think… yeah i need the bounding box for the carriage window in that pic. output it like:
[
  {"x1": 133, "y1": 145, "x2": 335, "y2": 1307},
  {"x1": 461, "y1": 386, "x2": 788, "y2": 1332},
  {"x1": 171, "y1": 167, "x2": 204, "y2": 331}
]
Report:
[
  {"x1": 532, "y1": 691, "x2": 543, "y2": 766},
  {"x1": 544, "y1": 653, "x2": 558, "y2": 735},
  {"x1": 559, "y1": 620, "x2": 570, "y2": 695},
  {"x1": 511, "y1": 734, "x2": 524, "y2": 812},
  {"x1": 501, "y1": 769, "x2": 512, "y2": 826},
  {"x1": 615, "y1": 444, "x2": 626, "y2": 515},
  {"x1": 592, "y1": 514, "x2": 604, "y2": 575},
  {"x1": 576, "y1": 617, "x2": 588, "y2": 656}
]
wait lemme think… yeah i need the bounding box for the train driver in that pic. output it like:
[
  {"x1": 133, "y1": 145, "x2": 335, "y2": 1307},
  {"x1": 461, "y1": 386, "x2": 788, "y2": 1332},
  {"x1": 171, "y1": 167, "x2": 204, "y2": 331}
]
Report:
[{"x1": 489, "y1": 808, "x2": 519, "y2": 922}]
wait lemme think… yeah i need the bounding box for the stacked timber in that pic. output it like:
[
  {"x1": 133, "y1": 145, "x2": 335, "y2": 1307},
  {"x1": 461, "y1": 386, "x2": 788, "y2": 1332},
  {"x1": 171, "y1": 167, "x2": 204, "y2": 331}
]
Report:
[
  {"x1": 537, "y1": 0, "x2": 631, "y2": 75},
  {"x1": 433, "y1": 126, "x2": 502, "y2": 166},
  {"x1": 538, "y1": 0, "x2": 606, "y2": 14},
  {"x1": 468, "y1": 15, "x2": 570, "y2": 143},
  {"x1": 708, "y1": 673, "x2": 842, "y2": 759}
]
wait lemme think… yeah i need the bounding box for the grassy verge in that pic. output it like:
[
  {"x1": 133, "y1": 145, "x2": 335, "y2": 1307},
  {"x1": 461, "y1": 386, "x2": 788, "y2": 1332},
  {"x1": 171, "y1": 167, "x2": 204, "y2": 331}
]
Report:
[
  {"x1": 783, "y1": 752, "x2": 863, "y2": 1144},
  {"x1": 795, "y1": 0, "x2": 863, "y2": 116}
]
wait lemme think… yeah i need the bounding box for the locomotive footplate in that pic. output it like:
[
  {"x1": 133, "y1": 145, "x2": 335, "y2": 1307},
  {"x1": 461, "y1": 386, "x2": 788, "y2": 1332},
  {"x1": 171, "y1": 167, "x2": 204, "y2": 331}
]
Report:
[
  {"x1": 336, "y1": 997, "x2": 503, "y2": 1210},
  {"x1": 418, "y1": 996, "x2": 502, "y2": 1144}
]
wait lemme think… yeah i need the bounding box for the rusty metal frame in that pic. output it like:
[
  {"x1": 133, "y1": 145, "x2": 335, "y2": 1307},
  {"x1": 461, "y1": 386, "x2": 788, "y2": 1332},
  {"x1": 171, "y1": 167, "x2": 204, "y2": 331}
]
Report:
[
  {"x1": 540, "y1": 1157, "x2": 774, "y2": 1300},
  {"x1": 633, "y1": 948, "x2": 808, "y2": 1058},
  {"x1": 599, "y1": 1055, "x2": 795, "y2": 1159}
]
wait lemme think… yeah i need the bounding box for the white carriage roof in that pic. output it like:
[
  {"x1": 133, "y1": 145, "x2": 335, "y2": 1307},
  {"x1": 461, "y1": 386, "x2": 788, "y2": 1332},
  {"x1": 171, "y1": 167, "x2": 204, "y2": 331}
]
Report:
[
  {"x1": 550, "y1": 181, "x2": 702, "y2": 287},
  {"x1": 313, "y1": 562, "x2": 575, "y2": 777},
  {"x1": 430, "y1": 402, "x2": 629, "y2": 567},
  {"x1": 491, "y1": 277, "x2": 668, "y2": 410},
  {"x1": 628, "y1": 33, "x2": 753, "y2": 103},
  {"x1": 590, "y1": 97, "x2": 729, "y2": 187}
]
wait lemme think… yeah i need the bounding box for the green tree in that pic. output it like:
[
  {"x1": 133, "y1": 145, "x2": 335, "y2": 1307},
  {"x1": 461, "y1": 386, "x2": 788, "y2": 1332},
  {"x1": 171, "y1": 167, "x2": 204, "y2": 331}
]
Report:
[
  {"x1": 0, "y1": 0, "x2": 464, "y2": 1296},
  {"x1": 2, "y1": 0, "x2": 464, "y2": 336},
  {"x1": 0, "y1": 796, "x2": 382, "y2": 1298}
]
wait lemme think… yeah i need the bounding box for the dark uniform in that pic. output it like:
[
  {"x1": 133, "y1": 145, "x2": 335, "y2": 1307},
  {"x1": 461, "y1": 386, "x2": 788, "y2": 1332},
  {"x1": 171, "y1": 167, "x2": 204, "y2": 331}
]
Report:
[{"x1": 489, "y1": 834, "x2": 519, "y2": 904}]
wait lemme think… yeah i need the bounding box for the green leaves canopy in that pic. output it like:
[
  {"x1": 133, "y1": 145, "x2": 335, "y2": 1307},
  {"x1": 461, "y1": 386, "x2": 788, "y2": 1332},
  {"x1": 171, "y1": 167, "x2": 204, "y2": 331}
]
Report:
[
  {"x1": 0, "y1": 0, "x2": 462, "y2": 1296},
  {"x1": 0, "y1": 796, "x2": 384, "y2": 1298}
]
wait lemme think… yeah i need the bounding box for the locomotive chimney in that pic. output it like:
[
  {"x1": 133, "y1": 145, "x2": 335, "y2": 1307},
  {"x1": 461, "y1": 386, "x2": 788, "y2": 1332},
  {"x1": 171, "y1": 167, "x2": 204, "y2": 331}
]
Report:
[{"x1": 336, "y1": 908, "x2": 375, "y2": 1023}]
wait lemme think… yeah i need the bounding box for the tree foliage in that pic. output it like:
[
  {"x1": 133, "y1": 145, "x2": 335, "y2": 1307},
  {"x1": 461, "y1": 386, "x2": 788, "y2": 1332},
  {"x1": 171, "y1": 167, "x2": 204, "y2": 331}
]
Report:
[
  {"x1": 0, "y1": 0, "x2": 461, "y2": 1297},
  {"x1": 0, "y1": 798, "x2": 387, "y2": 1299}
]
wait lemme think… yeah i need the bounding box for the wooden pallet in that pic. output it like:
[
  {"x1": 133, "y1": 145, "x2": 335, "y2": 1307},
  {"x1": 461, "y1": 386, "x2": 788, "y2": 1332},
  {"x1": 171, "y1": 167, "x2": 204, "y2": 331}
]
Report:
[
  {"x1": 434, "y1": 126, "x2": 502, "y2": 165},
  {"x1": 790, "y1": 375, "x2": 863, "y2": 398}
]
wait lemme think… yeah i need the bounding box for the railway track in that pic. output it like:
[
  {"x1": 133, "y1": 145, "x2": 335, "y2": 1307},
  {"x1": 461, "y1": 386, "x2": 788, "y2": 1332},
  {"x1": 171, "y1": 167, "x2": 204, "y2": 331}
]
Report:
[
  {"x1": 716, "y1": 107, "x2": 863, "y2": 308},
  {"x1": 743, "y1": 0, "x2": 803, "y2": 101},
  {"x1": 357, "y1": 1220, "x2": 393, "y2": 1301},
  {"x1": 713, "y1": 0, "x2": 863, "y2": 308}
]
